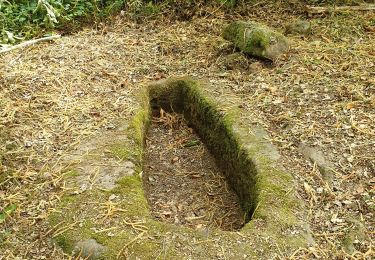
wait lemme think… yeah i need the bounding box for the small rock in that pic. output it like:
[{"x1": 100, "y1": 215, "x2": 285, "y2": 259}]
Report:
[
  {"x1": 299, "y1": 144, "x2": 334, "y2": 183},
  {"x1": 42, "y1": 172, "x2": 53, "y2": 180},
  {"x1": 73, "y1": 239, "x2": 105, "y2": 259},
  {"x1": 223, "y1": 21, "x2": 289, "y2": 60},
  {"x1": 108, "y1": 194, "x2": 117, "y2": 201},
  {"x1": 24, "y1": 141, "x2": 33, "y2": 148},
  {"x1": 285, "y1": 20, "x2": 312, "y2": 35},
  {"x1": 96, "y1": 160, "x2": 135, "y2": 190},
  {"x1": 104, "y1": 123, "x2": 116, "y2": 130},
  {"x1": 221, "y1": 53, "x2": 249, "y2": 70},
  {"x1": 252, "y1": 126, "x2": 281, "y2": 162},
  {"x1": 342, "y1": 218, "x2": 366, "y2": 254},
  {"x1": 302, "y1": 223, "x2": 315, "y2": 246},
  {"x1": 80, "y1": 183, "x2": 88, "y2": 192}
]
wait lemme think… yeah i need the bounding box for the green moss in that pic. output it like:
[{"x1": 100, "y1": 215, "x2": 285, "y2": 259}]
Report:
[
  {"x1": 145, "y1": 78, "x2": 304, "y2": 226},
  {"x1": 147, "y1": 79, "x2": 185, "y2": 113},
  {"x1": 65, "y1": 170, "x2": 79, "y2": 178},
  {"x1": 129, "y1": 109, "x2": 149, "y2": 146},
  {"x1": 147, "y1": 77, "x2": 307, "y2": 248},
  {"x1": 166, "y1": 79, "x2": 257, "y2": 219},
  {"x1": 122, "y1": 238, "x2": 162, "y2": 259},
  {"x1": 223, "y1": 21, "x2": 289, "y2": 60},
  {"x1": 113, "y1": 175, "x2": 150, "y2": 217},
  {"x1": 49, "y1": 193, "x2": 79, "y2": 226},
  {"x1": 122, "y1": 87, "x2": 151, "y2": 165},
  {"x1": 108, "y1": 87, "x2": 151, "y2": 166},
  {"x1": 222, "y1": 21, "x2": 240, "y2": 42},
  {"x1": 54, "y1": 233, "x2": 75, "y2": 252},
  {"x1": 116, "y1": 174, "x2": 141, "y2": 190},
  {"x1": 109, "y1": 143, "x2": 136, "y2": 161},
  {"x1": 49, "y1": 77, "x2": 308, "y2": 258}
]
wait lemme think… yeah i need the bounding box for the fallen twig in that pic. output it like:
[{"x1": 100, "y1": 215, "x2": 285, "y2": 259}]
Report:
[
  {"x1": 0, "y1": 35, "x2": 61, "y2": 54},
  {"x1": 306, "y1": 4, "x2": 375, "y2": 15}
]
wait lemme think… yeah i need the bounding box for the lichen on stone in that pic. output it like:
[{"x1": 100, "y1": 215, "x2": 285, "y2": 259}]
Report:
[{"x1": 223, "y1": 21, "x2": 289, "y2": 60}]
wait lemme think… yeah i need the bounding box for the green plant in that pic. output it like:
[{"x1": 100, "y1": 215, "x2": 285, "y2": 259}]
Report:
[
  {"x1": 0, "y1": 0, "x2": 244, "y2": 44},
  {"x1": 0, "y1": 204, "x2": 17, "y2": 224},
  {"x1": 0, "y1": 0, "x2": 126, "y2": 44}
]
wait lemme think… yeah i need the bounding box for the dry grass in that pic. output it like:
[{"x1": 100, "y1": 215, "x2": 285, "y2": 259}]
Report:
[{"x1": 0, "y1": 3, "x2": 374, "y2": 259}]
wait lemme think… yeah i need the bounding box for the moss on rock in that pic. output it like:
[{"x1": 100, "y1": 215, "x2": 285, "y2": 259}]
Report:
[
  {"x1": 223, "y1": 21, "x2": 289, "y2": 60},
  {"x1": 221, "y1": 52, "x2": 249, "y2": 70},
  {"x1": 49, "y1": 77, "x2": 310, "y2": 258}
]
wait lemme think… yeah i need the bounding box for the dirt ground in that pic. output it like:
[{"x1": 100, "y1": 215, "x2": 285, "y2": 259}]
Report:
[
  {"x1": 143, "y1": 110, "x2": 244, "y2": 231},
  {"x1": 0, "y1": 2, "x2": 374, "y2": 259}
]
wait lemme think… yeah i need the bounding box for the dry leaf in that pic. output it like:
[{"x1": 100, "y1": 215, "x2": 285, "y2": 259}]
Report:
[
  {"x1": 346, "y1": 102, "x2": 357, "y2": 110},
  {"x1": 355, "y1": 185, "x2": 364, "y2": 194}
]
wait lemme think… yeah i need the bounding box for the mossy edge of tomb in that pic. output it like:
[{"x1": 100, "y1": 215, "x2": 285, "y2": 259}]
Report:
[
  {"x1": 149, "y1": 78, "x2": 258, "y2": 220},
  {"x1": 49, "y1": 77, "x2": 311, "y2": 259}
]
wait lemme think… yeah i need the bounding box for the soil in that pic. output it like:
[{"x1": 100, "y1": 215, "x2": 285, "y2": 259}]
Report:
[
  {"x1": 143, "y1": 109, "x2": 245, "y2": 231},
  {"x1": 0, "y1": 1, "x2": 374, "y2": 258}
]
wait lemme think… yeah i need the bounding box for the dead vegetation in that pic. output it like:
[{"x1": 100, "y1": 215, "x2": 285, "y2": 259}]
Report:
[
  {"x1": 143, "y1": 110, "x2": 245, "y2": 231},
  {"x1": 0, "y1": 2, "x2": 374, "y2": 259}
]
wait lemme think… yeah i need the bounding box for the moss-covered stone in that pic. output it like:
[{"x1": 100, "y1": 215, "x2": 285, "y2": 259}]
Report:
[
  {"x1": 221, "y1": 52, "x2": 249, "y2": 70},
  {"x1": 73, "y1": 239, "x2": 106, "y2": 259},
  {"x1": 223, "y1": 21, "x2": 289, "y2": 60},
  {"x1": 285, "y1": 20, "x2": 312, "y2": 35},
  {"x1": 49, "y1": 77, "x2": 310, "y2": 259}
]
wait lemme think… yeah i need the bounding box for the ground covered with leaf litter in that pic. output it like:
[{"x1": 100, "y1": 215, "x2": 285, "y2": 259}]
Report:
[
  {"x1": 0, "y1": 2, "x2": 374, "y2": 259},
  {"x1": 143, "y1": 110, "x2": 244, "y2": 231}
]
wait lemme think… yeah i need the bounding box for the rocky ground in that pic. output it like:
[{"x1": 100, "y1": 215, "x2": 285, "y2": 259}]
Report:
[{"x1": 0, "y1": 2, "x2": 374, "y2": 259}]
